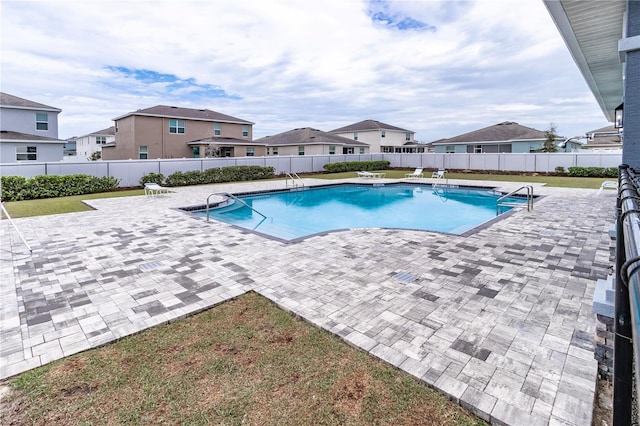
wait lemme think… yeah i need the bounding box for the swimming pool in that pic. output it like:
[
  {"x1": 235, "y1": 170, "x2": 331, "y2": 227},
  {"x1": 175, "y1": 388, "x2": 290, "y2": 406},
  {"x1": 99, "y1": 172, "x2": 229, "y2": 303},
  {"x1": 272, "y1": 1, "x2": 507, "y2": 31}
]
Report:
[{"x1": 192, "y1": 184, "x2": 528, "y2": 241}]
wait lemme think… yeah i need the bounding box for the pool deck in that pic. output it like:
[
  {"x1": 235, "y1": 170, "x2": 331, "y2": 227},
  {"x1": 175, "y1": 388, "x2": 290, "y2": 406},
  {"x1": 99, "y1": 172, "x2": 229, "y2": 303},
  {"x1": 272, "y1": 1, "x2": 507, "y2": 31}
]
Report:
[{"x1": 0, "y1": 178, "x2": 615, "y2": 425}]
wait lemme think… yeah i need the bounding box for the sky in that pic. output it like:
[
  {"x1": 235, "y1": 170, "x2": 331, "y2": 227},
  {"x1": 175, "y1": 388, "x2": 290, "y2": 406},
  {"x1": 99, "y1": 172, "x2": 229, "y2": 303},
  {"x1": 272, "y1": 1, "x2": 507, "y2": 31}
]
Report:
[{"x1": 1, "y1": 0, "x2": 611, "y2": 142}]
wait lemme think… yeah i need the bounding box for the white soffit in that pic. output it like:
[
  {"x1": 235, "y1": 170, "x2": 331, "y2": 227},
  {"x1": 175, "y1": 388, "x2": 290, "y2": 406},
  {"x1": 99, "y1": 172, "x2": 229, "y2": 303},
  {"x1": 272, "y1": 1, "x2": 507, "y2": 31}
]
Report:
[{"x1": 543, "y1": 0, "x2": 625, "y2": 122}]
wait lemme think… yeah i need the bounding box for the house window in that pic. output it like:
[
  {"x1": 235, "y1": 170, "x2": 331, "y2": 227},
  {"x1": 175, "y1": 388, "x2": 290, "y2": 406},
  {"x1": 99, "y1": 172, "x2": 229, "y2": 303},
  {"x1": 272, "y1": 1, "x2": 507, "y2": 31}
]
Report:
[
  {"x1": 169, "y1": 119, "x2": 185, "y2": 134},
  {"x1": 405, "y1": 133, "x2": 411, "y2": 141},
  {"x1": 242, "y1": 125, "x2": 249, "y2": 138},
  {"x1": 343, "y1": 147, "x2": 354, "y2": 154},
  {"x1": 474, "y1": 145, "x2": 482, "y2": 153},
  {"x1": 353, "y1": 132, "x2": 358, "y2": 141},
  {"x1": 139, "y1": 146, "x2": 148, "y2": 159},
  {"x1": 246, "y1": 147, "x2": 255, "y2": 156},
  {"x1": 359, "y1": 147, "x2": 365, "y2": 154},
  {"x1": 329, "y1": 145, "x2": 335, "y2": 155},
  {"x1": 214, "y1": 123, "x2": 221, "y2": 136},
  {"x1": 445, "y1": 145, "x2": 455, "y2": 153},
  {"x1": 381, "y1": 131, "x2": 386, "y2": 138},
  {"x1": 272, "y1": 147, "x2": 278, "y2": 155},
  {"x1": 193, "y1": 147, "x2": 200, "y2": 158},
  {"x1": 298, "y1": 146, "x2": 305, "y2": 155},
  {"x1": 36, "y1": 113, "x2": 48, "y2": 131},
  {"x1": 16, "y1": 146, "x2": 37, "y2": 161},
  {"x1": 96, "y1": 136, "x2": 106, "y2": 145}
]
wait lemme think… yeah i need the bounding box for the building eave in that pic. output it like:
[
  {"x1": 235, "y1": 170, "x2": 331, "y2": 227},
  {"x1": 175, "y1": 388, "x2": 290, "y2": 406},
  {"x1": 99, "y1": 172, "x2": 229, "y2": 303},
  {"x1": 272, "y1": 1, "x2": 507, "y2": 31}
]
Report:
[{"x1": 543, "y1": 0, "x2": 625, "y2": 122}]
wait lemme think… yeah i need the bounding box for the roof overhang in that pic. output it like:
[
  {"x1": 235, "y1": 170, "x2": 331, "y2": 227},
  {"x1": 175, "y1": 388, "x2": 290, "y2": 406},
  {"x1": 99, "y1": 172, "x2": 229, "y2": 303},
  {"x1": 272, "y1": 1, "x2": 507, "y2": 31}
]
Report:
[
  {"x1": 543, "y1": 0, "x2": 626, "y2": 122},
  {"x1": 0, "y1": 139, "x2": 66, "y2": 144}
]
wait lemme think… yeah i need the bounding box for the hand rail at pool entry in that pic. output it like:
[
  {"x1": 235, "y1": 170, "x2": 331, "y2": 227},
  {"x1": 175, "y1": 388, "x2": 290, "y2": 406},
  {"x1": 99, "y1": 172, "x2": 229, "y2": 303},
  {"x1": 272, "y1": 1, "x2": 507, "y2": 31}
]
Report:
[
  {"x1": 286, "y1": 172, "x2": 304, "y2": 188},
  {"x1": 206, "y1": 192, "x2": 267, "y2": 222},
  {"x1": 496, "y1": 185, "x2": 534, "y2": 214}
]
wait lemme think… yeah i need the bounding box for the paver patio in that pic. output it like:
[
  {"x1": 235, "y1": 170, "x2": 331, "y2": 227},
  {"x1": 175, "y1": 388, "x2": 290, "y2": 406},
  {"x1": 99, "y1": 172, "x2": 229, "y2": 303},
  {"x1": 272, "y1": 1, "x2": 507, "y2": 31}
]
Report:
[{"x1": 0, "y1": 178, "x2": 615, "y2": 425}]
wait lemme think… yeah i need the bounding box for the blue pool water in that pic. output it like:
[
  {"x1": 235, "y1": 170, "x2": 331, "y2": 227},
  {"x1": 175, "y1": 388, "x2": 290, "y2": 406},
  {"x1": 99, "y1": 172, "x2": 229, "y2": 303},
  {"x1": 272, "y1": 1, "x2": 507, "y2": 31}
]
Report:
[{"x1": 194, "y1": 184, "x2": 526, "y2": 241}]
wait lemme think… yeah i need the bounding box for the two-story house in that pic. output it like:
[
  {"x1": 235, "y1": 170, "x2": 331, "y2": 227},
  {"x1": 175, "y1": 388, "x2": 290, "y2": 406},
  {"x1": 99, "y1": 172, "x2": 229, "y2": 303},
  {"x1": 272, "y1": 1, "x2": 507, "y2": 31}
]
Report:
[
  {"x1": 330, "y1": 120, "x2": 420, "y2": 153},
  {"x1": 102, "y1": 105, "x2": 255, "y2": 160},
  {"x1": 76, "y1": 126, "x2": 116, "y2": 160},
  {"x1": 254, "y1": 127, "x2": 370, "y2": 156},
  {"x1": 0, "y1": 92, "x2": 65, "y2": 163}
]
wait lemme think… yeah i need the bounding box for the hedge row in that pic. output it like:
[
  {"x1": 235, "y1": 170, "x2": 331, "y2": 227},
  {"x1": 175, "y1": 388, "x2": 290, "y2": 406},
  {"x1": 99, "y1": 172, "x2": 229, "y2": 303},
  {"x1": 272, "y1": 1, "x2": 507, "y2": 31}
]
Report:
[
  {"x1": 323, "y1": 160, "x2": 390, "y2": 173},
  {"x1": 1, "y1": 174, "x2": 120, "y2": 202},
  {"x1": 566, "y1": 167, "x2": 617, "y2": 178},
  {"x1": 140, "y1": 165, "x2": 276, "y2": 187}
]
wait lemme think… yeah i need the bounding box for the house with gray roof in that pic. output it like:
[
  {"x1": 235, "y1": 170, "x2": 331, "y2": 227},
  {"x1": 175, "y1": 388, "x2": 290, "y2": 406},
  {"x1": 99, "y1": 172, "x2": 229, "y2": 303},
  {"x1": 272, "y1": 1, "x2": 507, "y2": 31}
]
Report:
[
  {"x1": 255, "y1": 127, "x2": 370, "y2": 156},
  {"x1": 330, "y1": 119, "x2": 422, "y2": 153},
  {"x1": 103, "y1": 105, "x2": 255, "y2": 160},
  {"x1": 583, "y1": 125, "x2": 621, "y2": 151},
  {"x1": 0, "y1": 92, "x2": 65, "y2": 163},
  {"x1": 430, "y1": 121, "x2": 578, "y2": 153},
  {"x1": 76, "y1": 126, "x2": 115, "y2": 160}
]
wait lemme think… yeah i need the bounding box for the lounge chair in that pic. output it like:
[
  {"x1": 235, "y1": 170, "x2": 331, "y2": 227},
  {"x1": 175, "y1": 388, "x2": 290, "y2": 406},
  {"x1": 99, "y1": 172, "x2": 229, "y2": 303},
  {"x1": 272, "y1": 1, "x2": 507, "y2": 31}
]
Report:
[
  {"x1": 431, "y1": 169, "x2": 447, "y2": 179},
  {"x1": 405, "y1": 168, "x2": 424, "y2": 178},
  {"x1": 598, "y1": 180, "x2": 618, "y2": 192},
  {"x1": 356, "y1": 171, "x2": 386, "y2": 178},
  {"x1": 144, "y1": 182, "x2": 170, "y2": 196}
]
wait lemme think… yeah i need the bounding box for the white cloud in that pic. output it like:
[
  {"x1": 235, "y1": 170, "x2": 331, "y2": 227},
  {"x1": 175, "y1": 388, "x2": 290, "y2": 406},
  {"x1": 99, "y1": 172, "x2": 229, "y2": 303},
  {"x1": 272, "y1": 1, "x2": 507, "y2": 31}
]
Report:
[{"x1": 0, "y1": 0, "x2": 610, "y2": 141}]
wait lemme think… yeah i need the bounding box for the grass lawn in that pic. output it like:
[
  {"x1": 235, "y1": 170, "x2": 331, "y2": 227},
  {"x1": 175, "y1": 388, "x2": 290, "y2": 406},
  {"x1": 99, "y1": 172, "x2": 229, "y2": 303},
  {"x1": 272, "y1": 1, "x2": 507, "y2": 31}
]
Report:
[
  {"x1": 311, "y1": 169, "x2": 612, "y2": 189},
  {"x1": 1, "y1": 293, "x2": 486, "y2": 426},
  {"x1": 1, "y1": 189, "x2": 145, "y2": 218}
]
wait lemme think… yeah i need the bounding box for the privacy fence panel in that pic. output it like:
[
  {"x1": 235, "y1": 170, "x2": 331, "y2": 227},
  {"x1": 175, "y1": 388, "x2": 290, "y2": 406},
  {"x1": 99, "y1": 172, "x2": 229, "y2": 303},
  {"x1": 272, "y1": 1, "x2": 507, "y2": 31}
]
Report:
[{"x1": 0, "y1": 152, "x2": 622, "y2": 187}]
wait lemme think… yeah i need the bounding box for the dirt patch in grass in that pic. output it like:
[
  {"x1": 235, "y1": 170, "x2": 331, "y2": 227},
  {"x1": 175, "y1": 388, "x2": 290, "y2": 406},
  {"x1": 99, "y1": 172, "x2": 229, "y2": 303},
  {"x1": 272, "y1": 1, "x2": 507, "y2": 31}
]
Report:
[
  {"x1": 593, "y1": 378, "x2": 613, "y2": 426},
  {"x1": 0, "y1": 292, "x2": 485, "y2": 426}
]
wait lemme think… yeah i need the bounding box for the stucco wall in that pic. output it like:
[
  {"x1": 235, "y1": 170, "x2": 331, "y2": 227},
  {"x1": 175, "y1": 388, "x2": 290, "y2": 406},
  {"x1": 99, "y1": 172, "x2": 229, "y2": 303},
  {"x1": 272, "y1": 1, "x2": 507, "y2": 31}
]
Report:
[
  {"x1": 0, "y1": 108, "x2": 59, "y2": 138},
  {"x1": 1, "y1": 142, "x2": 64, "y2": 163}
]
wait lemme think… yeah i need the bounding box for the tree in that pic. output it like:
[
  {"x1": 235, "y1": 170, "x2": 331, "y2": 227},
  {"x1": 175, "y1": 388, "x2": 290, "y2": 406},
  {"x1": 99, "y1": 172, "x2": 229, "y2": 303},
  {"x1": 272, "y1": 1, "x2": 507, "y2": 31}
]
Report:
[
  {"x1": 541, "y1": 123, "x2": 558, "y2": 153},
  {"x1": 204, "y1": 144, "x2": 221, "y2": 158},
  {"x1": 88, "y1": 151, "x2": 102, "y2": 161}
]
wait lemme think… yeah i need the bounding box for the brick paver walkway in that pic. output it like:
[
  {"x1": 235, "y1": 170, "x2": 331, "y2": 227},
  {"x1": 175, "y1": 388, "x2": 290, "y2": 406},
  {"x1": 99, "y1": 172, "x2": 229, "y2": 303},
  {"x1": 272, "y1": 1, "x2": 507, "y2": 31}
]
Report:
[{"x1": 0, "y1": 178, "x2": 615, "y2": 425}]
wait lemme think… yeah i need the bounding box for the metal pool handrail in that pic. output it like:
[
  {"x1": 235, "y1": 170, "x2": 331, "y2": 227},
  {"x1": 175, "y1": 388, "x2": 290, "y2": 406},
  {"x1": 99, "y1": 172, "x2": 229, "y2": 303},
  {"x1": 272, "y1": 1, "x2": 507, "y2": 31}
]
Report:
[
  {"x1": 206, "y1": 192, "x2": 267, "y2": 222},
  {"x1": 496, "y1": 185, "x2": 533, "y2": 214}
]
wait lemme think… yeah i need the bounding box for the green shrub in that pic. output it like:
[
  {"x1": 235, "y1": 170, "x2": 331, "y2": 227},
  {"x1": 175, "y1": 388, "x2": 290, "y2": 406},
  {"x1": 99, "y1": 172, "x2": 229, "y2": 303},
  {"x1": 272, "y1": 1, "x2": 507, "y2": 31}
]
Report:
[
  {"x1": 567, "y1": 166, "x2": 617, "y2": 178},
  {"x1": 555, "y1": 166, "x2": 566, "y2": 174},
  {"x1": 323, "y1": 160, "x2": 390, "y2": 173},
  {"x1": 1, "y1": 174, "x2": 120, "y2": 202},
  {"x1": 1, "y1": 176, "x2": 27, "y2": 201},
  {"x1": 568, "y1": 167, "x2": 605, "y2": 177},
  {"x1": 164, "y1": 165, "x2": 275, "y2": 187},
  {"x1": 140, "y1": 173, "x2": 165, "y2": 186}
]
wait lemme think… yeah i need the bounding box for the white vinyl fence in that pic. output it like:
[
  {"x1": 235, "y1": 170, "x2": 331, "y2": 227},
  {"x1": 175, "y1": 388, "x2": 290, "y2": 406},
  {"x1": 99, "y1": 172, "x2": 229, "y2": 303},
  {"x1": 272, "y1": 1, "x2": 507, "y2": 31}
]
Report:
[{"x1": 0, "y1": 152, "x2": 622, "y2": 188}]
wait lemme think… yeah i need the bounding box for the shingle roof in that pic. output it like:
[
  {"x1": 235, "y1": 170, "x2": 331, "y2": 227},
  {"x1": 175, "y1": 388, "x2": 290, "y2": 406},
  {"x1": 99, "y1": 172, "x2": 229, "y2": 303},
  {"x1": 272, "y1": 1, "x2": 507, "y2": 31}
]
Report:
[
  {"x1": 0, "y1": 92, "x2": 61, "y2": 112},
  {"x1": 432, "y1": 121, "x2": 549, "y2": 144},
  {"x1": 585, "y1": 125, "x2": 621, "y2": 147},
  {"x1": 113, "y1": 105, "x2": 253, "y2": 124},
  {"x1": 79, "y1": 126, "x2": 115, "y2": 138},
  {"x1": 0, "y1": 130, "x2": 65, "y2": 142},
  {"x1": 187, "y1": 136, "x2": 267, "y2": 146},
  {"x1": 254, "y1": 127, "x2": 369, "y2": 146},
  {"x1": 587, "y1": 124, "x2": 617, "y2": 134},
  {"x1": 330, "y1": 119, "x2": 412, "y2": 133}
]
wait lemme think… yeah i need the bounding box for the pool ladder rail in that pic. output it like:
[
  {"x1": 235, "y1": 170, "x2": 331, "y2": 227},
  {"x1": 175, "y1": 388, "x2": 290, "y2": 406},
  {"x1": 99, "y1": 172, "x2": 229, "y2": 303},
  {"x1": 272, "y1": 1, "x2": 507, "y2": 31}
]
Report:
[
  {"x1": 496, "y1": 185, "x2": 534, "y2": 215},
  {"x1": 286, "y1": 172, "x2": 305, "y2": 188},
  {"x1": 205, "y1": 192, "x2": 267, "y2": 222}
]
